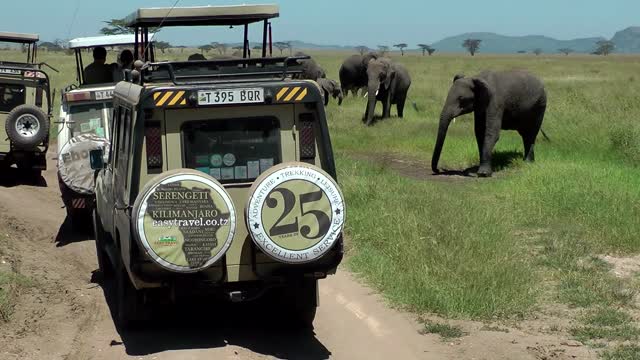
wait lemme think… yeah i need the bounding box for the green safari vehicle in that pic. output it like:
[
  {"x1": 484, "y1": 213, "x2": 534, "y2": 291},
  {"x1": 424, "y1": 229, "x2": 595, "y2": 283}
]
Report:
[
  {"x1": 0, "y1": 32, "x2": 54, "y2": 176},
  {"x1": 91, "y1": 4, "x2": 346, "y2": 328}
]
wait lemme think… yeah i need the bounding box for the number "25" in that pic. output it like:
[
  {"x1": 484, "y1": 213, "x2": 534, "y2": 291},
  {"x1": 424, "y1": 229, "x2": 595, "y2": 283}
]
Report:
[{"x1": 267, "y1": 188, "x2": 331, "y2": 240}]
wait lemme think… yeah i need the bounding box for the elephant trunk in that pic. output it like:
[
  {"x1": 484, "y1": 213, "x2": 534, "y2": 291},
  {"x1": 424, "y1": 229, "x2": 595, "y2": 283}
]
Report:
[
  {"x1": 431, "y1": 112, "x2": 453, "y2": 173},
  {"x1": 364, "y1": 81, "x2": 379, "y2": 124},
  {"x1": 337, "y1": 90, "x2": 344, "y2": 106}
]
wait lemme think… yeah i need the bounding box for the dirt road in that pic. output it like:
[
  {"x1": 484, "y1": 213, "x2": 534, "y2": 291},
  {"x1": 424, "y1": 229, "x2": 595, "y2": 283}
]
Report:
[{"x1": 0, "y1": 152, "x2": 595, "y2": 360}]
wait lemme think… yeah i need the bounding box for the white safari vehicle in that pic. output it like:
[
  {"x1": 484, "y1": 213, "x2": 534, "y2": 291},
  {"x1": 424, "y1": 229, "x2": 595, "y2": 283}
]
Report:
[{"x1": 57, "y1": 34, "x2": 153, "y2": 225}]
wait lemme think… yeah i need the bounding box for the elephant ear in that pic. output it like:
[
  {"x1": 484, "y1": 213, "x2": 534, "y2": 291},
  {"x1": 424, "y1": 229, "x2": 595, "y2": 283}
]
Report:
[
  {"x1": 453, "y1": 74, "x2": 465, "y2": 82},
  {"x1": 472, "y1": 78, "x2": 493, "y2": 102}
]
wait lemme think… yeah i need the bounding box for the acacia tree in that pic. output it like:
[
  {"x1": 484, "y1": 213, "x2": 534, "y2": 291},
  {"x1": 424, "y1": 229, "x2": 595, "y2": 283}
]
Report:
[
  {"x1": 101, "y1": 18, "x2": 160, "y2": 35},
  {"x1": 273, "y1": 42, "x2": 289, "y2": 55},
  {"x1": 394, "y1": 43, "x2": 408, "y2": 56},
  {"x1": 377, "y1": 45, "x2": 390, "y2": 55},
  {"x1": 593, "y1": 40, "x2": 615, "y2": 56},
  {"x1": 533, "y1": 48, "x2": 543, "y2": 56},
  {"x1": 155, "y1": 41, "x2": 171, "y2": 54},
  {"x1": 558, "y1": 48, "x2": 573, "y2": 56},
  {"x1": 462, "y1": 39, "x2": 482, "y2": 56},
  {"x1": 355, "y1": 46, "x2": 369, "y2": 55},
  {"x1": 417, "y1": 44, "x2": 436, "y2": 56}
]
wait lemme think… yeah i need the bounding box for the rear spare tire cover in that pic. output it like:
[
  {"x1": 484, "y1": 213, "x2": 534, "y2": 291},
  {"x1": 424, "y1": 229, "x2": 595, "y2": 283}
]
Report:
[
  {"x1": 58, "y1": 134, "x2": 110, "y2": 195},
  {"x1": 132, "y1": 169, "x2": 236, "y2": 273},
  {"x1": 246, "y1": 162, "x2": 346, "y2": 264}
]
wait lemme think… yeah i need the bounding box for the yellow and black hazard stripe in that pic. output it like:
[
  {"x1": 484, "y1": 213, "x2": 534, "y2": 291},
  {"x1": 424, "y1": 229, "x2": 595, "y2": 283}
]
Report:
[
  {"x1": 153, "y1": 91, "x2": 187, "y2": 107},
  {"x1": 275, "y1": 86, "x2": 308, "y2": 103}
]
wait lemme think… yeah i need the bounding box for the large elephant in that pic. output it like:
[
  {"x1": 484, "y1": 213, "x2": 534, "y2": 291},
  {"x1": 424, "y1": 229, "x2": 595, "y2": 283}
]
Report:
[
  {"x1": 317, "y1": 78, "x2": 344, "y2": 106},
  {"x1": 339, "y1": 53, "x2": 378, "y2": 97},
  {"x1": 363, "y1": 58, "x2": 411, "y2": 126},
  {"x1": 293, "y1": 53, "x2": 326, "y2": 80},
  {"x1": 431, "y1": 70, "x2": 547, "y2": 177}
]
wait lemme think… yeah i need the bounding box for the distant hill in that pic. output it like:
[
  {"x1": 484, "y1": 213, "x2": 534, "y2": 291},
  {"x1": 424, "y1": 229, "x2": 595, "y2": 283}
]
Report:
[
  {"x1": 431, "y1": 32, "x2": 605, "y2": 54},
  {"x1": 611, "y1": 27, "x2": 640, "y2": 53}
]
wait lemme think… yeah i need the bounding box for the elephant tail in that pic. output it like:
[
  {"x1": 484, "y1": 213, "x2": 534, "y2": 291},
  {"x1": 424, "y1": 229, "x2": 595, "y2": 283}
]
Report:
[{"x1": 541, "y1": 129, "x2": 551, "y2": 142}]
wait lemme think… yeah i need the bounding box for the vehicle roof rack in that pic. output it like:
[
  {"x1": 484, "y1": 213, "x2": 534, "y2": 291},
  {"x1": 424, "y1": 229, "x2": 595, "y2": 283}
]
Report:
[
  {"x1": 69, "y1": 34, "x2": 156, "y2": 49},
  {"x1": 0, "y1": 61, "x2": 39, "y2": 69},
  {"x1": 0, "y1": 32, "x2": 39, "y2": 44},
  {"x1": 125, "y1": 4, "x2": 279, "y2": 27},
  {"x1": 143, "y1": 56, "x2": 307, "y2": 85}
]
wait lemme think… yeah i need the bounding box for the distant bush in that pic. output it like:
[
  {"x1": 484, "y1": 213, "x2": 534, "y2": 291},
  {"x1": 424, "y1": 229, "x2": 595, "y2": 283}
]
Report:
[{"x1": 610, "y1": 122, "x2": 640, "y2": 164}]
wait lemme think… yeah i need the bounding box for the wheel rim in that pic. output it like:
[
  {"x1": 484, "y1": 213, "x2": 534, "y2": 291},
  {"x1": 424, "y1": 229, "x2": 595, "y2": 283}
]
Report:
[{"x1": 15, "y1": 114, "x2": 40, "y2": 138}]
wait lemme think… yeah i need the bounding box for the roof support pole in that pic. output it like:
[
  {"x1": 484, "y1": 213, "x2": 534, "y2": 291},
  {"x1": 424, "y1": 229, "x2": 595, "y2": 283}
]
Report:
[
  {"x1": 134, "y1": 27, "x2": 139, "y2": 61},
  {"x1": 243, "y1": 24, "x2": 249, "y2": 59},
  {"x1": 144, "y1": 28, "x2": 150, "y2": 61},
  {"x1": 262, "y1": 19, "x2": 268, "y2": 58}
]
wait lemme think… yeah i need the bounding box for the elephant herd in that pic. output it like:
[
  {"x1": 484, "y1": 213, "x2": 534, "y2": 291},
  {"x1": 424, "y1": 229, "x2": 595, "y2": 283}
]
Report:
[{"x1": 297, "y1": 52, "x2": 547, "y2": 177}]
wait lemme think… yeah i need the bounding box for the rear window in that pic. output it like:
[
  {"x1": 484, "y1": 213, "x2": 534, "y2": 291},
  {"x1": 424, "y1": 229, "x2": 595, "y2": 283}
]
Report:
[
  {"x1": 68, "y1": 103, "x2": 112, "y2": 138},
  {"x1": 0, "y1": 83, "x2": 25, "y2": 112},
  {"x1": 182, "y1": 117, "x2": 281, "y2": 184}
]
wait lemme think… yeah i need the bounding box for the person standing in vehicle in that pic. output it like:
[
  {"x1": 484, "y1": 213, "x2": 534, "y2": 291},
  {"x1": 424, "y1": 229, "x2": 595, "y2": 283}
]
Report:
[
  {"x1": 84, "y1": 46, "x2": 113, "y2": 84},
  {"x1": 112, "y1": 49, "x2": 134, "y2": 82}
]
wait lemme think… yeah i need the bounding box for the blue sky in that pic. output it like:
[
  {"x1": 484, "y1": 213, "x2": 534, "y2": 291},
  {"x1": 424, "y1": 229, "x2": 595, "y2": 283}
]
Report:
[{"x1": 2, "y1": 0, "x2": 638, "y2": 46}]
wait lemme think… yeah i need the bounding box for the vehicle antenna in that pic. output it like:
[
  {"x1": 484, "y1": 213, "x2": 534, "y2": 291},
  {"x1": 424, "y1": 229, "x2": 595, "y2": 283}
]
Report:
[
  {"x1": 142, "y1": 0, "x2": 182, "y2": 58},
  {"x1": 66, "y1": 0, "x2": 81, "y2": 40}
]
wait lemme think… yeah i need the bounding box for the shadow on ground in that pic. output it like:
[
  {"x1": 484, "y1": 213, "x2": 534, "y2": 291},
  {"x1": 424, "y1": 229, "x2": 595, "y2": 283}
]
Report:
[
  {"x1": 0, "y1": 167, "x2": 47, "y2": 188},
  {"x1": 91, "y1": 272, "x2": 332, "y2": 359},
  {"x1": 351, "y1": 150, "x2": 524, "y2": 181},
  {"x1": 55, "y1": 215, "x2": 94, "y2": 247}
]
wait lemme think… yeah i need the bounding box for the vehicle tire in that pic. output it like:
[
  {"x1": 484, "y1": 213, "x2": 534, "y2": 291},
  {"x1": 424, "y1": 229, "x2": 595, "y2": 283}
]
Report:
[
  {"x1": 115, "y1": 258, "x2": 144, "y2": 329},
  {"x1": 93, "y1": 210, "x2": 113, "y2": 278},
  {"x1": 5, "y1": 105, "x2": 49, "y2": 150}
]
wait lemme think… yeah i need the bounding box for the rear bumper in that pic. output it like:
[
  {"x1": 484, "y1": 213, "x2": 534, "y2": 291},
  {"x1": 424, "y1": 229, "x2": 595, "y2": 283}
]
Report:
[
  {"x1": 57, "y1": 174, "x2": 95, "y2": 211},
  {"x1": 0, "y1": 150, "x2": 47, "y2": 170},
  {"x1": 125, "y1": 235, "x2": 344, "y2": 292}
]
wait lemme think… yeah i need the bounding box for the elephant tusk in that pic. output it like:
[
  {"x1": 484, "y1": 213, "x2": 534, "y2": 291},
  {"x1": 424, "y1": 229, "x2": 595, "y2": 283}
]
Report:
[
  {"x1": 363, "y1": 92, "x2": 368, "y2": 97},
  {"x1": 452, "y1": 118, "x2": 457, "y2": 124}
]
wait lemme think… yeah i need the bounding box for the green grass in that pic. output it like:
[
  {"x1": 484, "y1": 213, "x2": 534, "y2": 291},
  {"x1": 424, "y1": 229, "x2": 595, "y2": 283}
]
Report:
[
  {"x1": 5, "y1": 49, "x2": 640, "y2": 341},
  {"x1": 602, "y1": 345, "x2": 640, "y2": 360},
  {"x1": 421, "y1": 321, "x2": 466, "y2": 339}
]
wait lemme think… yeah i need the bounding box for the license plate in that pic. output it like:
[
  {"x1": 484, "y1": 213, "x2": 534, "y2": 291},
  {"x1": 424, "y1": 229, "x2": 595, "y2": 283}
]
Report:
[
  {"x1": 95, "y1": 90, "x2": 114, "y2": 100},
  {"x1": 198, "y1": 88, "x2": 264, "y2": 105}
]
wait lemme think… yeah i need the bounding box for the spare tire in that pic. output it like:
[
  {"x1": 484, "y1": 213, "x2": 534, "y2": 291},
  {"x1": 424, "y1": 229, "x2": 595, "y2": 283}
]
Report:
[
  {"x1": 5, "y1": 104, "x2": 49, "y2": 149},
  {"x1": 58, "y1": 134, "x2": 110, "y2": 195},
  {"x1": 245, "y1": 162, "x2": 346, "y2": 264},
  {"x1": 132, "y1": 169, "x2": 237, "y2": 273}
]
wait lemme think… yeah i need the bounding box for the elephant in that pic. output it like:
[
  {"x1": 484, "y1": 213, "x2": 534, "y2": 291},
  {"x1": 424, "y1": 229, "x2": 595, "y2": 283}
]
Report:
[
  {"x1": 431, "y1": 70, "x2": 547, "y2": 177},
  {"x1": 339, "y1": 52, "x2": 378, "y2": 97},
  {"x1": 317, "y1": 78, "x2": 344, "y2": 106},
  {"x1": 292, "y1": 53, "x2": 326, "y2": 80},
  {"x1": 363, "y1": 58, "x2": 411, "y2": 126}
]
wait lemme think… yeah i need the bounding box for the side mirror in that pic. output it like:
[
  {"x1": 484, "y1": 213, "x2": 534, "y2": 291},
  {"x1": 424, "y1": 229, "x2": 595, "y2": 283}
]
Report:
[{"x1": 89, "y1": 149, "x2": 105, "y2": 170}]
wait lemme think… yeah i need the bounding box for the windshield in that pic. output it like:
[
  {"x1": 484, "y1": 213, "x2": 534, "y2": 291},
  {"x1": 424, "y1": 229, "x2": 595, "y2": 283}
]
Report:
[
  {"x1": 68, "y1": 102, "x2": 112, "y2": 138},
  {"x1": 0, "y1": 83, "x2": 25, "y2": 112}
]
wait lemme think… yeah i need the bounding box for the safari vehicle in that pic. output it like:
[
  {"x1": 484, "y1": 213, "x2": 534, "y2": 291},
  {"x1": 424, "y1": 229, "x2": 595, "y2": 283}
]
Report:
[
  {"x1": 90, "y1": 4, "x2": 345, "y2": 328},
  {"x1": 57, "y1": 35, "x2": 153, "y2": 224},
  {"x1": 0, "y1": 32, "x2": 54, "y2": 175}
]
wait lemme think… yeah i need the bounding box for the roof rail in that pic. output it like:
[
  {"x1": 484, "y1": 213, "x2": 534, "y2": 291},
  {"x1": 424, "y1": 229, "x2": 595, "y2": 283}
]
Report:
[{"x1": 142, "y1": 56, "x2": 309, "y2": 85}]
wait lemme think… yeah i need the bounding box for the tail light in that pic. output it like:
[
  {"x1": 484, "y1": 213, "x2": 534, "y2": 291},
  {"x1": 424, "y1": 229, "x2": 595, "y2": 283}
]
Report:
[
  {"x1": 299, "y1": 113, "x2": 316, "y2": 163},
  {"x1": 65, "y1": 92, "x2": 92, "y2": 102},
  {"x1": 145, "y1": 122, "x2": 163, "y2": 173}
]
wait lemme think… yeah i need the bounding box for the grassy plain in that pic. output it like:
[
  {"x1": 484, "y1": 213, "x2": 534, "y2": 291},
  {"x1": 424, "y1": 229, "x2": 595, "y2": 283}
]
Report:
[{"x1": 2, "y1": 48, "x2": 639, "y2": 353}]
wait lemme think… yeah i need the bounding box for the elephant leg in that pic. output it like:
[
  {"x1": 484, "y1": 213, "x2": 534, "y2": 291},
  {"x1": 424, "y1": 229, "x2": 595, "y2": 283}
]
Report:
[
  {"x1": 478, "y1": 112, "x2": 502, "y2": 177},
  {"x1": 382, "y1": 101, "x2": 390, "y2": 119},
  {"x1": 323, "y1": 90, "x2": 330, "y2": 106},
  {"x1": 397, "y1": 95, "x2": 406, "y2": 118},
  {"x1": 521, "y1": 108, "x2": 545, "y2": 162},
  {"x1": 474, "y1": 112, "x2": 486, "y2": 161}
]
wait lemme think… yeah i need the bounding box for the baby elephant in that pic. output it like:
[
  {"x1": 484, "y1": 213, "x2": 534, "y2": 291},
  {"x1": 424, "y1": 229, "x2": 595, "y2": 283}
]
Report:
[
  {"x1": 317, "y1": 78, "x2": 344, "y2": 106},
  {"x1": 432, "y1": 70, "x2": 547, "y2": 177}
]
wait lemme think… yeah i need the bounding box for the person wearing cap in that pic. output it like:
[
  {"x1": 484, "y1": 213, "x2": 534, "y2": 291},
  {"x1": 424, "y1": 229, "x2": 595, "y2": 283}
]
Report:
[{"x1": 84, "y1": 46, "x2": 113, "y2": 84}]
